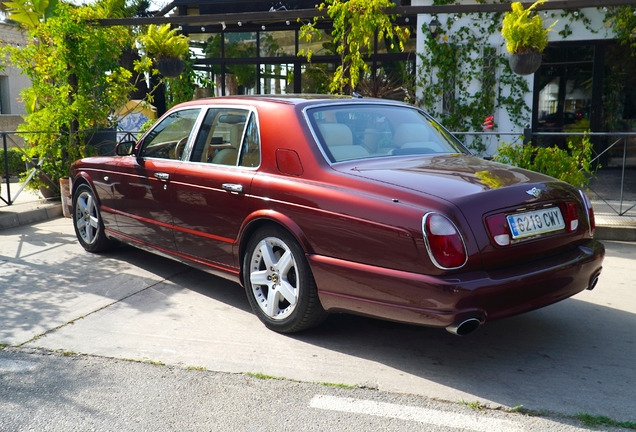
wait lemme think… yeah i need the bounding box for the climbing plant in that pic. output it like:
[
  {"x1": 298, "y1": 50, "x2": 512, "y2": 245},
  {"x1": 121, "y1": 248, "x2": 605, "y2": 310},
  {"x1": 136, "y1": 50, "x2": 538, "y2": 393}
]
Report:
[
  {"x1": 299, "y1": 0, "x2": 409, "y2": 95},
  {"x1": 416, "y1": 9, "x2": 531, "y2": 155}
]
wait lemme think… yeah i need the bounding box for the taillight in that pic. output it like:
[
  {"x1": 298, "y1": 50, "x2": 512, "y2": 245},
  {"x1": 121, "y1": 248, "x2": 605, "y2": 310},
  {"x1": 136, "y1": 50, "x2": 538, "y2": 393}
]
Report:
[
  {"x1": 579, "y1": 190, "x2": 596, "y2": 236},
  {"x1": 485, "y1": 213, "x2": 511, "y2": 246},
  {"x1": 561, "y1": 201, "x2": 579, "y2": 233},
  {"x1": 422, "y1": 213, "x2": 468, "y2": 269}
]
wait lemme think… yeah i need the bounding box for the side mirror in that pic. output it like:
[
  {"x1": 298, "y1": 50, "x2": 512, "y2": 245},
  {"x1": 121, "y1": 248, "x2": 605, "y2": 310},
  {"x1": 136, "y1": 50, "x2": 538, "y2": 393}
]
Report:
[{"x1": 115, "y1": 141, "x2": 136, "y2": 156}]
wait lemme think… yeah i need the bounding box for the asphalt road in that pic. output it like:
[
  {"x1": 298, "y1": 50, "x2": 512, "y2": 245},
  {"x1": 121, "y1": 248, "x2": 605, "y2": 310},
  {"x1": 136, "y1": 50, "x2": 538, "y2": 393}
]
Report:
[{"x1": 1, "y1": 218, "x2": 635, "y2": 430}]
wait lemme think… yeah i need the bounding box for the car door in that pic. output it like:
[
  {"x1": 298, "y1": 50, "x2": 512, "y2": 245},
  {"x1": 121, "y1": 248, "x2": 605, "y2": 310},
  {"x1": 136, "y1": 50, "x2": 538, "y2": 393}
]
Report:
[
  {"x1": 170, "y1": 107, "x2": 260, "y2": 270},
  {"x1": 114, "y1": 108, "x2": 202, "y2": 250}
]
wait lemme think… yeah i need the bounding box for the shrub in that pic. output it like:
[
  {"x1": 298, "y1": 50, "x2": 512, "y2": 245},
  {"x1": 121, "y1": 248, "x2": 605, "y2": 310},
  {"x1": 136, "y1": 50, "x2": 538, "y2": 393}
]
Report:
[
  {"x1": 493, "y1": 135, "x2": 595, "y2": 188},
  {"x1": 0, "y1": 148, "x2": 27, "y2": 177}
]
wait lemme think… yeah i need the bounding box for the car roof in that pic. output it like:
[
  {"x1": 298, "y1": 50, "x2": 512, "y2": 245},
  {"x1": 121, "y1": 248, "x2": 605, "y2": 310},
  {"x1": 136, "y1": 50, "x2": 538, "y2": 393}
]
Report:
[{"x1": 175, "y1": 94, "x2": 411, "y2": 109}]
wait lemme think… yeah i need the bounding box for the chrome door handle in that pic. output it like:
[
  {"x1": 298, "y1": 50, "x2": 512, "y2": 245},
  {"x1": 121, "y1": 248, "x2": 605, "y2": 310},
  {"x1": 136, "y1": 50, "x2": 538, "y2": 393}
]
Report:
[
  {"x1": 154, "y1": 172, "x2": 170, "y2": 180},
  {"x1": 222, "y1": 183, "x2": 243, "y2": 193}
]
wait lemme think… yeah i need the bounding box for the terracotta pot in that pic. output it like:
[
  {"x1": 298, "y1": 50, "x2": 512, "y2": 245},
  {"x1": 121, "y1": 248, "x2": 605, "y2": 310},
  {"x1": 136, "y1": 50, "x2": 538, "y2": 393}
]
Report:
[
  {"x1": 156, "y1": 58, "x2": 185, "y2": 78},
  {"x1": 508, "y1": 52, "x2": 542, "y2": 76}
]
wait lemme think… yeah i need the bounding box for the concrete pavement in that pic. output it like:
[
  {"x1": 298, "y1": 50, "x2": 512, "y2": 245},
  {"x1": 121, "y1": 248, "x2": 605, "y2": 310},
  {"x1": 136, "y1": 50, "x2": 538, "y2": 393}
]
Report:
[{"x1": 1, "y1": 217, "x2": 635, "y2": 424}]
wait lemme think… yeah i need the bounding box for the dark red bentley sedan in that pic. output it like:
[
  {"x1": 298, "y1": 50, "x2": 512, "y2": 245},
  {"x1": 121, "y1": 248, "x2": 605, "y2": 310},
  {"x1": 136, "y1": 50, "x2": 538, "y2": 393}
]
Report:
[{"x1": 70, "y1": 96, "x2": 604, "y2": 335}]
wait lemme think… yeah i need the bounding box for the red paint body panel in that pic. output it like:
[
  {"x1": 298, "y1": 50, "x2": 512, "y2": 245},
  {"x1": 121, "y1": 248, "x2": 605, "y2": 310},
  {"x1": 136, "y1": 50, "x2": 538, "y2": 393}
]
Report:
[{"x1": 69, "y1": 95, "x2": 605, "y2": 331}]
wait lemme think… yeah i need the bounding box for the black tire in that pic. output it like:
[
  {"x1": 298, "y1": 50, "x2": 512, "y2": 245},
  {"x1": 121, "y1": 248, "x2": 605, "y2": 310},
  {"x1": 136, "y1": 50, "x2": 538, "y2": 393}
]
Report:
[
  {"x1": 72, "y1": 183, "x2": 116, "y2": 252},
  {"x1": 243, "y1": 225, "x2": 328, "y2": 333}
]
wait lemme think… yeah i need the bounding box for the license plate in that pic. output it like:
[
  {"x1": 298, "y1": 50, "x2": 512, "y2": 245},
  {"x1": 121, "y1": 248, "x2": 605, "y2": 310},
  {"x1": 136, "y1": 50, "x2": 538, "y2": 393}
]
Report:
[{"x1": 507, "y1": 207, "x2": 565, "y2": 239}]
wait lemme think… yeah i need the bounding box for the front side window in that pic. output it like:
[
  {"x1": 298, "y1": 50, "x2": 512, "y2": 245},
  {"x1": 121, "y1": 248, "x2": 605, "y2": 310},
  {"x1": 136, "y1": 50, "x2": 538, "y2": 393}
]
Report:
[
  {"x1": 306, "y1": 104, "x2": 468, "y2": 163},
  {"x1": 140, "y1": 109, "x2": 201, "y2": 160}
]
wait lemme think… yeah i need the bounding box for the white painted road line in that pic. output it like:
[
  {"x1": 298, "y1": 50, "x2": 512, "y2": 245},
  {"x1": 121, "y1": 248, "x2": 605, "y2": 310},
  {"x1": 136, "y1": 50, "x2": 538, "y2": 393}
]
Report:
[{"x1": 309, "y1": 395, "x2": 524, "y2": 432}]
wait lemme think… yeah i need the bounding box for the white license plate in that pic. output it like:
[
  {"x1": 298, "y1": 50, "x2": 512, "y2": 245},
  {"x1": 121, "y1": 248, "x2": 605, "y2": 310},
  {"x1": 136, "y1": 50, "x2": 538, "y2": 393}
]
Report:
[{"x1": 507, "y1": 207, "x2": 565, "y2": 239}]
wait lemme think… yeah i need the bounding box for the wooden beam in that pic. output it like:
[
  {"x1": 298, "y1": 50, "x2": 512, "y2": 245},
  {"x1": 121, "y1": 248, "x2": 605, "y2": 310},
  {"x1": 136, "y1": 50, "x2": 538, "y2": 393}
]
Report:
[{"x1": 97, "y1": 0, "x2": 636, "y2": 26}]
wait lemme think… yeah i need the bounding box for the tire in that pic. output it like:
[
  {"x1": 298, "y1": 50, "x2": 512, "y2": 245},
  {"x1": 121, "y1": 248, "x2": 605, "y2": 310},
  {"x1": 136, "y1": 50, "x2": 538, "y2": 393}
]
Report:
[
  {"x1": 243, "y1": 226, "x2": 328, "y2": 333},
  {"x1": 72, "y1": 183, "x2": 116, "y2": 252}
]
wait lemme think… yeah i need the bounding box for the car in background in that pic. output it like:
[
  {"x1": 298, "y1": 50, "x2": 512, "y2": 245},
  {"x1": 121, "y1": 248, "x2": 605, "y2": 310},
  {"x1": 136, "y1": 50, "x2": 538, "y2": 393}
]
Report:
[{"x1": 70, "y1": 96, "x2": 604, "y2": 335}]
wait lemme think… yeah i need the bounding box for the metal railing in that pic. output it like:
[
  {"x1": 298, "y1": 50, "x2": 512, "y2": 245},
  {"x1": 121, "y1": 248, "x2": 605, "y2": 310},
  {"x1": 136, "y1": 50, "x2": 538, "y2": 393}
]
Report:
[
  {"x1": 3, "y1": 128, "x2": 635, "y2": 216},
  {"x1": 1, "y1": 130, "x2": 140, "y2": 206},
  {"x1": 453, "y1": 130, "x2": 636, "y2": 216}
]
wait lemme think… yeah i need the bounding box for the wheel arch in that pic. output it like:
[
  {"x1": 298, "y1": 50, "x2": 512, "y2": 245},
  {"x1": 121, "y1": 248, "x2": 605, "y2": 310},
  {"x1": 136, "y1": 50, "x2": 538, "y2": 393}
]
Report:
[
  {"x1": 71, "y1": 173, "x2": 99, "y2": 202},
  {"x1": 237, "y1": 210, "x2": 312, "y2": 286}
]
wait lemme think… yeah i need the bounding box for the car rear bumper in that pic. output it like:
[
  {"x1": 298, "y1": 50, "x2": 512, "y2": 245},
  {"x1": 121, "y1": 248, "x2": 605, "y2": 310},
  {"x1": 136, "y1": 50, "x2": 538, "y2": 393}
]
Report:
[{"x1": 309, "y1": 239, "x2": 605, "y2": 329}]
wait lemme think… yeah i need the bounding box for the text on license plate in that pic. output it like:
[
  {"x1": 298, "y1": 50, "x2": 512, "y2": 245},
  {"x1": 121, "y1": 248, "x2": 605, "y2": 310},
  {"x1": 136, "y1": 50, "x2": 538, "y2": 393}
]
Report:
[{"x1": 507, "y1": 207, "x2": 565, "y2": 239}]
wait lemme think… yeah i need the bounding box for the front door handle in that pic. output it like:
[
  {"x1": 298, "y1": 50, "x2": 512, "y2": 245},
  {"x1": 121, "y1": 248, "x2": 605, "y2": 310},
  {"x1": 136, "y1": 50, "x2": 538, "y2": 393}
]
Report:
[
  {"x1": 222, "y1": 183, "x2": 243, "y2": 193},
  {"x1": 154, "y1": 172, "x2": 170, "y2": 181}
]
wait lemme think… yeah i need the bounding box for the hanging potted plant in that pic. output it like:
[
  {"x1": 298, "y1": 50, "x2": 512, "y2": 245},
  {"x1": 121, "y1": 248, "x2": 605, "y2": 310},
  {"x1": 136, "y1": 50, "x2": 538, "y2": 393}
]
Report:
[
  {"x1": 501, "y1": 0, "x2": 556, "y2": 75},
  {"x1": 138, "y1": 24, "x2": 190, "y2": 78}
]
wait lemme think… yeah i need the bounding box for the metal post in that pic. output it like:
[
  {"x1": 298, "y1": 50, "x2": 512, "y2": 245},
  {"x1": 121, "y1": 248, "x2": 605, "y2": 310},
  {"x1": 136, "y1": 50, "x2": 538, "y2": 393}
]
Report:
[
  {"x1": 2, "y1": 133, "x2": 11, "y2": 205},
  {"x1": 620, "y1": 136, "x2": 627, "y2": 215}
]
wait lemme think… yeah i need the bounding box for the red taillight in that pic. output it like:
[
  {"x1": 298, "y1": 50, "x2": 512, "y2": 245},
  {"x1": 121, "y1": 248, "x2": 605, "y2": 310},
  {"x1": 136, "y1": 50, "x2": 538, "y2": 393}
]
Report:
[
  {"x1": 423, "y1": 213, "x2": 468, "y2": 269},
  {"x1": 562, "y1": 201, "x2": 579, "y2": 233},
  {"x1": 580, "y1": 190, "x2": 596, "y2": 236},
  {"x1": 485, "y1": 213, "x2": 511, "y2": 246}
]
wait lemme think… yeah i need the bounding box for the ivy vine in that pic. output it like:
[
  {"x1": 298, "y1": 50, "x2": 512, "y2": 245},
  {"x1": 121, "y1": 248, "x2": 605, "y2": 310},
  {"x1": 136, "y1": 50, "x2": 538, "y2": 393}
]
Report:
[{"x1": 416, "y1": 10, "x2": 531, "y2": 155}]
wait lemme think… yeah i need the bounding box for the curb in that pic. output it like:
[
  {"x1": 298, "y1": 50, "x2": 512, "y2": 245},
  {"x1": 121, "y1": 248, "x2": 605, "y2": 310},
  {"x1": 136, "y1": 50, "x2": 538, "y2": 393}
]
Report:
[
  {"x1": 594, "y1": 226, "x2": 636, "y2": 242},
  {"x1": 0, "y1": 203, "x2": 63, "y2": 231}
]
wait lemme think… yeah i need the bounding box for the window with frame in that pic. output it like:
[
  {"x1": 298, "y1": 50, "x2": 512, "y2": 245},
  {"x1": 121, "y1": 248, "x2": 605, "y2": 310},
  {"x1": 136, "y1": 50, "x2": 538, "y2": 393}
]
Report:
[
  {"x1": 190, "y1": 108, "x2": 260, "y2": 167},
  {"x1": 140, "y1": 109, "x2": 201, "y2": 160}
]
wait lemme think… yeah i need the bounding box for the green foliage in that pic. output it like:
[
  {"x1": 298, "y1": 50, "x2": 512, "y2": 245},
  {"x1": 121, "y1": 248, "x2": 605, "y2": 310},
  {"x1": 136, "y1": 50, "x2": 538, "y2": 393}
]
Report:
[
  {"x1": 0, "y1": 0, "x2": 136, "y2": 191},
  {"x1": 3, "y1": 0, "x2": 58, "y2": 28},
  {"x1": 604, "y1": 6, "x2": 636, "y2": 55},
  {"x1": 501, "y1": 0, "x2": 556, "y2": 54},
  {"x1": 137, "y1": 24, "x2": 189, "y2": 60},
  {"x1": 416, "y1": 11, "x2": 531, "y2": 155},
  {"x1": 0, "y1": 147, "x2": 27, "y2": 177},
  {"x1": 493, "y1": 135, "x2": 595, "y2": 188},
  {"x1": 299, "y1": 0, "x2": 409, "y2": 94},
  {"x1": 576, "y1": 413, "x2": 636, "y2": 429}
]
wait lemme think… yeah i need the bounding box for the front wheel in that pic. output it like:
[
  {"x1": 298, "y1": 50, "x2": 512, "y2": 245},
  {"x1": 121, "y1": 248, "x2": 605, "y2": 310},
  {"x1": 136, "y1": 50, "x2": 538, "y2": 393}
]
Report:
[
  {"x1": 72, "y1": 183, "x2": 116, "y2": 252},
  {"x1": 243, "y1": 226, "x2": 327, "y2": 333}
]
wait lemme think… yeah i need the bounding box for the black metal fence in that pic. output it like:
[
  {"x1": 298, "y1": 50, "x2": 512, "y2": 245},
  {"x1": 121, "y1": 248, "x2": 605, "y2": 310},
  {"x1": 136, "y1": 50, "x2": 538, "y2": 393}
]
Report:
[
  {"x1": 1, "y1": 130, "x2": 140, "y2": 206},
  {"x1": 2, "y1": 129, "x2": 635, "y2": 216}
]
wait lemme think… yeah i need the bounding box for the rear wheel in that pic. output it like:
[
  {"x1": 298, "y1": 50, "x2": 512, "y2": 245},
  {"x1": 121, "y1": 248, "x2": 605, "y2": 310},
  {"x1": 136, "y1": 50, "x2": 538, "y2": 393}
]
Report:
[
  {"x1": 243, "y1": 226, "x2": 327, "y2": 333},
  {"x1": 72, "y1": 183, "x2": 116, "y2": 252}
]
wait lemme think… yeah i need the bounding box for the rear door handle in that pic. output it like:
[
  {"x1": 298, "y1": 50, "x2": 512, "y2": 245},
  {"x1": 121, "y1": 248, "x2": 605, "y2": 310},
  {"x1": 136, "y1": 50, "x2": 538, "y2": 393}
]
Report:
[
  {"x1": 154, "y1": 172, "x2": 170, "y2": 180},
  {"x1": 222, "y1": 183, "x2": 243, "y2": 193}
]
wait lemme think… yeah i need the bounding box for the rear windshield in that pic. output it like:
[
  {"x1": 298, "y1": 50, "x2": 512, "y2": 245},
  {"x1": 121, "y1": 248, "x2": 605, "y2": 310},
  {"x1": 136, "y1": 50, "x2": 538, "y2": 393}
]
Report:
[{"x1": 306, "y1": 104, "x2": 469, "y2": 163}]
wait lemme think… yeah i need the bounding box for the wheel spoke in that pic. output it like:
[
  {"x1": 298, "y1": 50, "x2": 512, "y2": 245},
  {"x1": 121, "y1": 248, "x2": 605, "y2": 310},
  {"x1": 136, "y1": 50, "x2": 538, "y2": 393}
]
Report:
[
  {"x1": 89, "y1": 215, "x2": 99, "y2": 230},
  {"x1": 265, "y1": 286, "x2": 281, "y2": 317},
  {"x1": 276, "y1": 250, "x2": 293, "y2": 274},
  {"x1": 250, "y1": 269, "x2": 271, "y2": 287},
  {"x1": 78, "y1": 196, "x2": 87, "y2": 213},
  {"x1": 258, "y1": 240, "x2": 276, "y2": 269},
  {"x1": 85, "y1": 225, "x2": 95, "y2": 243},
  {"x1": 277, "y1": 280, "x2": 297, "y2": 306},
  {"x1": 76, "y1": 217, "x2": 87, "y2": 231},
  {"x1": 86, "y1": 195, "x2": 94, "y2": 214}
]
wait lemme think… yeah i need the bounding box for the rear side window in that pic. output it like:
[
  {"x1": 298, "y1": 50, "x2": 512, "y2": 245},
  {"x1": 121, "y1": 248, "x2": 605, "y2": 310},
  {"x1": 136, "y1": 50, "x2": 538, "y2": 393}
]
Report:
[
  {"x1": 306, "y1": 104, "x2": 468, "y2": 163},
  {"x1": 190, "y1": 108, "x2": 260, "y2": 168}
]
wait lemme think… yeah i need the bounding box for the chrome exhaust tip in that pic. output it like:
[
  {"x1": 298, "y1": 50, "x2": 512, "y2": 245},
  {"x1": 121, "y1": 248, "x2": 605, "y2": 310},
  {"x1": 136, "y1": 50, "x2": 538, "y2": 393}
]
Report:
[
  {"x1": 587, "y1": 271, "x2": 601, "y2": 291},
  {"x1": 446, "y1": 317, "x2": 482, "y2": 336}
]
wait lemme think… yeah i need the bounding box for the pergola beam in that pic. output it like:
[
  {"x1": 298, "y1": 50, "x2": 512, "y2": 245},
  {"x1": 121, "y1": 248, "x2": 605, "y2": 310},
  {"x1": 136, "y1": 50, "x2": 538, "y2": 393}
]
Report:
[{"x1": 97, "y1": 0, "x2": 636, "y2": 26}]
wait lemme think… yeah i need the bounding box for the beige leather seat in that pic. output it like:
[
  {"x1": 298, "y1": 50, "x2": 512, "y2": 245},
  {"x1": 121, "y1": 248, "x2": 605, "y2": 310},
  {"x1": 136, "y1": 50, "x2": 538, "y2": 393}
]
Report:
[
  {"x1": 212, "y1": 124, "x2": 243, "y2": 165},
  {"x1": 318, "y1": 123, "x2": 370, "y2": 161},
  {"x1": 392, "y1": 123, "x2": 430, "y2": 147}
]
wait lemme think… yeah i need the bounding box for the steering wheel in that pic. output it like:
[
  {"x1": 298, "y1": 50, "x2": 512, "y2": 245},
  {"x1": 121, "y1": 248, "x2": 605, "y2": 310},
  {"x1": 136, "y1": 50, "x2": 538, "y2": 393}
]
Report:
[{"x1": 174, "y1": 136, "x2": 188, "y2": 160}]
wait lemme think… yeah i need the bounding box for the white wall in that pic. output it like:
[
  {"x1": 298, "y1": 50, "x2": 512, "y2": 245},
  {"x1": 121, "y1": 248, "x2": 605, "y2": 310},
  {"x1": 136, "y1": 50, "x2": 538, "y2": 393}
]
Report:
[
  {"x1": 0, "y1": 22, "x2": 30, "y2": 116},
  {"x1": 414, "y1": 0, "x2": 615, "y2": 147}
]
